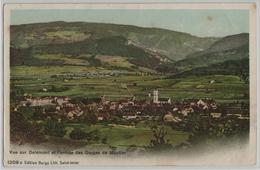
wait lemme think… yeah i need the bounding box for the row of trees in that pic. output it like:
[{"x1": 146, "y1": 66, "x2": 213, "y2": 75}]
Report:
[
  {"x1": 168, "y1": 111, "x2": 250, "y2": 150},
  {"x1": 10, "y1": 108, "x2": 103, "y2": 145},
  {"x1": 10, "y1": 111, "x2": 46, "y2": 144}
]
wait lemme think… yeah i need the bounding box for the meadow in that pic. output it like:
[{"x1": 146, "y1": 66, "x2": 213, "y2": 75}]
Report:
[
  {"x1": 11, "y1": 66, "x2": 249, "y2": 103},
  {"x1": 9, "y1": 22, "x2": 250, "y2": 154},
  {"x1": 10, "y1": 65, "x2": 249, "y2": 151},
  {"x1": 65, "y1": 124, "x2": 189, "y2": 147}
]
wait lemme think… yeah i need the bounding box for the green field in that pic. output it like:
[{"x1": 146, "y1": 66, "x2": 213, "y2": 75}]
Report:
[
  {"x1": 9, "y1": 22, "x2": 250, "y2": 153},
  {"x1": 37, "y1": 123, "x2": 189, "y2": 151},
  {"x1": 11, "y1": 66, "x2": 249, "y2": 103},
  {"x1": 64, "y1": 124, "x2": 189, "y2": 147}
]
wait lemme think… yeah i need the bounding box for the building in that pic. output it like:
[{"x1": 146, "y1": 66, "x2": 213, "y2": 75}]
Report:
[
  {"x1": 153, "y1": 90, "x2": 171, "y2": 104},
  {"x1": 210, "y1": 112, "x2": 222, "y2": 118},
  {"x1": 97, "y1": 113, "x2": 110, "y2": 121},
  {"x1": 67, "y1": 110, "x2": 83, "y2": 120},
  {"x1": 159, "y1": 98, "x2": 171, "y2": 104},
  {"x1": 123, "y1": 115, "x2": 137, "y2": 120},
  {"x1": 153, "y1": 90, "x2": 159, "y2": 103},
  {"x1": 25, "y1": 97, "x2": 54, "y2": 106},
  {"x1": 163, "y1": 112, "x2": 182, "y2": 122}
]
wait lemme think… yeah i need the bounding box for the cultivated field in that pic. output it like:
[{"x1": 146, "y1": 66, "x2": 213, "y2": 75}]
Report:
[{"x1": 11, "y1": 66, "x2": 249, "y2": 103}]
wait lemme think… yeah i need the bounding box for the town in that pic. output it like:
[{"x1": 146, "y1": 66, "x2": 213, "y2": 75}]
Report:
[{"x1": 13, "y1": 89, "x2": 249, "y2": 125}]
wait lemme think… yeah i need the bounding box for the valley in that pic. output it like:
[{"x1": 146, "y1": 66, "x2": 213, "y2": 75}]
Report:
[{"x1": 9, "y1": 21, "x2": 250, "y2": 153}]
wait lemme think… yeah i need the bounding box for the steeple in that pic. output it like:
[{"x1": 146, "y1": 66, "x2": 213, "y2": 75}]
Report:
[{"x1": 153, "y1": 90, "x2": 159, "y2": 103}]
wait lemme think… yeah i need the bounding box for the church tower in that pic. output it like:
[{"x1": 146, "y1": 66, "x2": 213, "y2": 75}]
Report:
[{"x1": 153, "y1": 90, "x2": 159, "y2": 103}]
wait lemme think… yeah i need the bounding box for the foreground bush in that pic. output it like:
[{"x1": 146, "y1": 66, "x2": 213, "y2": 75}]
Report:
[
  {"x1": 69, "y1": 128, "x2": 100, "y2": 142},
  {"x1": 10, "y1": 111, "x2": 46, "y2": 144},
  {"x1": 44, "y1": 118, "x2": 66, "y2": 137}
]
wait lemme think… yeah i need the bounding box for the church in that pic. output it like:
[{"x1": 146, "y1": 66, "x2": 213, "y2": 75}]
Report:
[{"x1": 152, "y1": 90, "x2": 171, "y2": 104}]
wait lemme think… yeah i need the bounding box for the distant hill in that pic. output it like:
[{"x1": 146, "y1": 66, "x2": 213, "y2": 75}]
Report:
[
  {"x1": 10, "y1": 21, "x2": 218, "y2": 61},
  {"x1": 10, "y1": 35, "x2": 176, "y2": 72},
  {"x1": 172, "y1": 58, "x2": 249, "y2": 82},
  {"x1": 207, "y1": 33, "x2": 249, "y2": 52},
  {"x1": 174, "y1": 33, "x2": 249, "y2": 71},
  {"x1": 10, "y1": 22, "x2": 249, "y2": 75}
]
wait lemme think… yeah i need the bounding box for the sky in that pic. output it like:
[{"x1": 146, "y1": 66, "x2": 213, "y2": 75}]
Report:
[{"x1": 11, "y1": 9, "x2": 249, "y2": 37}]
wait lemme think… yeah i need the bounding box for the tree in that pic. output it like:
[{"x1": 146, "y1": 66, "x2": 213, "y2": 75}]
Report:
[
  {"x1": 10, "y1": 111, "x2": 46, "y2": 144},
  {"x1": 44, "y1": 118, "x2": 66, "y2": 137},
  {"x1": 149, "y1": 125, "x2": 172, "y2": 151},
  {"x1": 187, "y1": 114, "x2": 249, "y2": 147},
  {"x1": 101, "y1": 137, "x2": 107, "y2": 144},
  {"x1": 69, "y1": 128, "x2": 100, "y2": 142},
  {"x1": 31, "y1": 106, "x2": 45, "y2": 120},
  {"x1": 83, "y1": 112, "x2": 97, "y2": 124},
  {"x1": 69, "y1": 128, "x2": 88, "y2": 140}
]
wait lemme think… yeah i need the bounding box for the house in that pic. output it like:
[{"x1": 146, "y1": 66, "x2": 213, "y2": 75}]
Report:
[
  {"x1": 97, "y1": 106, "x2": 104, "y2": 111},
  {"x1": 197, "y1": 99, "x2": 206, "y2": 107},
  {"x1": 238, "y1": 116, "x2": 249, "y2": 120},
  {"x1": 163, "y1": 112, "x2": 182, "y2": 122},
  {"x1": 120, "y1": 101, "x2": 134, "y2": 107},
  {"x1": 227, "y1": 113, "x2": 242, "y2": 117},
  {"x1": 210, "y1": 103, "x2": 218, "y2": 110},
  {"x1": 139, "y1": 115, "x2": 153, "y2": 120},
  {"x1": 67, "y1": 110, "x2": 83, "y2": 120},
  {"x1": 14, "y1": 107, "x2": 18, "y2": 111},
  {"x1": 210, "y1": 112, "x2": 222, "y2": 118},
  {"x1": 159, "y1": 97, "x2": 171, "y2": 104},
  {"x1": 181, "y1": 107, "x2": 194, "y2": 116},
  {"x1": 163, "y1": 113, "x2": 174, "y2": 122},
  {"x1": 173, "y1": 107, "x2": 178, "y2": 112},
  {"x1": 203, "y1": 105, "x2": 209, "y2": 110},
  {"x1": 26, "y1": 97, "x2": 54, "y2": 106},
  {"x1": 124, "y1": 115, "x2": 137, "y2": 120},
  {"x1": 97, "y1": 116, "x2": 104, "y2": 121},
  {"x1": 209, "y1": 80, "x2": 215, "y2": 84},
  {"x1": 109, "y1": 104, "x2": 116, "y2": 110},
  {"x1": 56, "y1": 105, "x2": 61, "y2": 111},
  {"x1": 97, "y1": 113, "x2": 110, "y2": 121},
  {"x1": 67, "y1": 112, "x2": 74, "y2": 120},
  {"x1": 136, "y1": 111, "x2": 142, "y2": 115},
  {"x1": 116, "y1": 104, "x2": 122, "y2": 111},
  {"x1": 55, "y1": 97, "x2": 70, "y2": 106},
  {"x1": 123, "y1": 113, "x2": 137, "y2": 120},
  {"x1": 64, "y1": 103, "x2": 75, "y2": 107}
]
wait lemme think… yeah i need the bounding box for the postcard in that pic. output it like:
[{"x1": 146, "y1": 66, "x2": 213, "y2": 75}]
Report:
[{"x1": 3, "y1": 2, "x2": 257, "y2": 167}]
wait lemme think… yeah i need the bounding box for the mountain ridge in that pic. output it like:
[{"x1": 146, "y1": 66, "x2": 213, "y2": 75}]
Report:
[
  {"x1": 174, "y1": 33, "x2": 249, "y2": 71},
  {"x1": 10, "y1": 21, "x2": 249, "y2": 76},
  {"x1": 10, "y1": 21, "x2": 219, "y2": 61}
]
